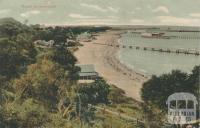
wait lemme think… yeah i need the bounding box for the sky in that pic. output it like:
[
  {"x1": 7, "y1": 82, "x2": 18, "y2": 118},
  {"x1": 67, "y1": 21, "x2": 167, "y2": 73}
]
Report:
[{"x1": 1, "y1": 0, "x2": 200, "y2": 26}]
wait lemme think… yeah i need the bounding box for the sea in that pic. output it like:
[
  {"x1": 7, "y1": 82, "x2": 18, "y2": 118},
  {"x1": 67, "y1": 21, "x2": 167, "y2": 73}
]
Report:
[{"x1": 117, "y1": 27, "x2": 200, "y2": 76}]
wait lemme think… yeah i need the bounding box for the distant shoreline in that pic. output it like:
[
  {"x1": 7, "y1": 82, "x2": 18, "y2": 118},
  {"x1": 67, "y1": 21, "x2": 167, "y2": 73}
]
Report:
[{"x1": 74, "y1": 30, "x2": 149, "y2": 101}]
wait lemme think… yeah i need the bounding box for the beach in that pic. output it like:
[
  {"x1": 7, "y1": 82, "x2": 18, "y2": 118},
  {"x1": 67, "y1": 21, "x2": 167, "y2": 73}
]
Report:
[{"x1": 74, "y1": 30, "x2": 148, "y2": 101}]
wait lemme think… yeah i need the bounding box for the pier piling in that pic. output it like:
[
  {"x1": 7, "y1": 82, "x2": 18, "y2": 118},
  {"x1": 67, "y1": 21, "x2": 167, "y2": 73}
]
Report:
[{"x1": 93, "y1": 42, "x2": 199, "y2": 56}]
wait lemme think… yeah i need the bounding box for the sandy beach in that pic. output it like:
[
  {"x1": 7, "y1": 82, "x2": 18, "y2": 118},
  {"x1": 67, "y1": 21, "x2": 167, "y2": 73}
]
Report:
[{"x1": 74, "y1": 30, "x2": 148, "y2": 101}]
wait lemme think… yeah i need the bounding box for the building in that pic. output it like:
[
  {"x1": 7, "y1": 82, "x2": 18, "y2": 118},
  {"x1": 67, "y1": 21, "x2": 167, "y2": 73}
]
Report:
[
  {"x1": 34, "y1": 40, "x2": 55, "y2": 47},
  {"x1": 76, "y1": 64, "x2": 99, "y2": 80},
  {"x1": 77, "y1": 32, "x2": 92, "y2": 42}
]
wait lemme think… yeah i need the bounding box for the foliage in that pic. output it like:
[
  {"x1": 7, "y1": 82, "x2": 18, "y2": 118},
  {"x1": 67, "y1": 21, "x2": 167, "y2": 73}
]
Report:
[
  {"x1": 0, "y1": 38, "x2": 26, "y2": 79},
  {"x1": 0, "y1": 18, "x2": 36, "y2": 79},
  {"x1": 14, "y1": 59, "x2": 68, "y2": 108},
  {"x1": 141, "y1": 65, "x2": 200, "y2": 127},
  {"x1": 0, "y1": 17, "x2": 30, "y2": 37},
  {"x1": 37, "y1": 47, "x2": 80, "y2": 80},
  {"x1": 141, "y1": 69, "x2": 198, "y2": 110},
  {"x1": 188, "y1": 65, "x2": 200, "y2": 97},
  {"x1": 0, "y1": 99, "x2": 48, "y2": 128},
  {"x1": 108, "y1": 85, "x2": 132, "y2": 104},
  {"x1": 77, "y1": 79, "x2": 110, "y2": 105},
  {"x1": 142, "y1": 103, "x2": 165, "y2": 128},
  {"x1": 32, "y1": 26, "x2": 75, "y2": 45},
  {"x1": 31, "y1": 25, "x2": 110, "y2": 45}
]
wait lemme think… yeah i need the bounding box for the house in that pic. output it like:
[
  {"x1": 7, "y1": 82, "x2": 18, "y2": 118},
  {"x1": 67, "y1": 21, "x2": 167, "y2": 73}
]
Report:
[
  {"x1": 34, "y1": 40, "x2": 55, "y2": 47},
  {"x1": 77, "y1": 32, "x2": 92, "y2": 42},
  {"x1": 76, "y1": 64, "x2": 99, "y2": 80},
  {"x1": 65, "y1": 39, "x2": 78, "y2": 46}
]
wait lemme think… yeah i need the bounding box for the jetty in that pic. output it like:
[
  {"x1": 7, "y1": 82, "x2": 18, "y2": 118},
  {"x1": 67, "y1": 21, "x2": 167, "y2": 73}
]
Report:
[{"x1": 93, "y1": 42, "x2": 200, "y2": 56}]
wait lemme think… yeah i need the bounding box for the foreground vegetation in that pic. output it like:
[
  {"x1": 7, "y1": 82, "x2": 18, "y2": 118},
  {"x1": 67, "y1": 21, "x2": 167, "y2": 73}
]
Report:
[{"x1": 0, "y1": 18, "x2": 143, "y2": 128}]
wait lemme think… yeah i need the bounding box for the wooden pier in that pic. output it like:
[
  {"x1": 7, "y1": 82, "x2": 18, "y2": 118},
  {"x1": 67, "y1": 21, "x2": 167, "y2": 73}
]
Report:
[{"x1": 93, "y1": 42, "x2": 200, "y2": 56}]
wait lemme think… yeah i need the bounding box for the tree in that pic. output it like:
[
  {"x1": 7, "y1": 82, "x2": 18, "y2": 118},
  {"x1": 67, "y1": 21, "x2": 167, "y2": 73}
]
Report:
[
  {"x1": 77, "y1": 79, "x2": 110, "y2": 104},
  {"x1": 15, "y1": 33, "x2": 37, "y2": 61},
  {"x1": 52, "y1": 47, "x2": 77, "y2": 67},
  {"x1": 74, "y1": 95, "x2": 96, "y2": 125},
  {"x1": 37, "y1": 47, "x2": 79, "y2": 80},
  {"x1": 188, "y1": 65, "x2": 200, "y2": 97},
  {"x1": 141, "y1": 65, "x2": 200, "y2": 127},
  {"x1": 0, "y1": 38, "x2": 25, "y2": 79},
  {"x1": 0, "y1": 18, "x2": 37, "y2": 79},
  {"x1": 141, "y1": 70, "x2": 190, "y2": 110},
  {"x1": 14, "y1": 59, "x2": 68, "y2": 108},
  {"x1": 0, "y1": 17, "x2": 29, "y2": 37}
]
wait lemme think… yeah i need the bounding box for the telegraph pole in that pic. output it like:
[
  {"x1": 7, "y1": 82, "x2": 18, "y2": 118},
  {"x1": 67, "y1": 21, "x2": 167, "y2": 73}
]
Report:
[
  {"x1": 198, "y1": 68, "x2": 200, "y2": 128},
  {"x1": 77, "y1": 93, "x2": 82, "y2": 128}
]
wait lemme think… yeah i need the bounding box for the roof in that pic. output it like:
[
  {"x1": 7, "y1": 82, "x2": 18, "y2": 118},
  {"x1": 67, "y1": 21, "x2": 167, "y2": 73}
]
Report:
[
  {"x1": 76, "y1": 64, "x2": 98, "y2": 77},
  {"x1": 79, "y1": 72, "x2": 98, "y2": 77},
  {"x1": 76, "y1": 64, "x2": 95, "y2": 72}
]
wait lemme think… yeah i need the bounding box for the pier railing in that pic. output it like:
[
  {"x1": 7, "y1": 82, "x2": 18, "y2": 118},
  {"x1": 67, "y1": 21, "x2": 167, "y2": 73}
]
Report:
[{"x1": 93, "y1": 42, "x2": 200, "y2": 56}]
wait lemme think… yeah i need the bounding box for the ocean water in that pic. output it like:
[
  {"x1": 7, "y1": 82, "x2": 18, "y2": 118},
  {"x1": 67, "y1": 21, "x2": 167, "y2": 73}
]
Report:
[{"x1": 118, "y1": 31, "x2": 200, "y2": 76}]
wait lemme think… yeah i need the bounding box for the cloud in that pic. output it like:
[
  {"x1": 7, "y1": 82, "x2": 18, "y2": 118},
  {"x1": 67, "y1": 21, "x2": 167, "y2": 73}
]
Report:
[
  {"x1": 107, "y1": 6, "x2": 119, "y2": 13},
  {"x1": 47, "y1": 10, "x2": 53, "y2": 14},
  {"x1": 69, "y1": 13, "x2": 96, "y2": 19},
  {"x1": 80, "y1": 3, "x2": 107, "y2": 12},
  {"x1": 0, "y1": 9, "x2": 11, "y2": 14},
  {"x1": 135, "y1": 7, "x2": 141, "y2": 10},
  {"x1": 68, "y1": 13, "x2": 119, "y2": 25},
  {"x1": 153, "y1": 6, "x2": 169, "y2": 14},
  {"x1": 80, "y1": 3, "x2": 119, "y2": 13},
  {"x1": 189, "y1": 13, "x2": 200, "y2": 17},
  {"x1": 130, "y1": 19, "x2": 144, "y2": 24},
  {"x1": 75, "y1": 18, "x2": 118, "y2": 25},
  {"x1": 147, "y1": 5, "x2": 151, "y2": 9},
  {"x1": 107, "y1": 16, "x2": 119, "y2": 19},
  {"x1": 20, "y1": 10, "x2": 40, "y2": 18},
  {"x1": 130, "y1": 11, "x2": 135, "y2": 14},
  {"x1": 156, "y1": 16, "x2": 200, "y2": 26}
]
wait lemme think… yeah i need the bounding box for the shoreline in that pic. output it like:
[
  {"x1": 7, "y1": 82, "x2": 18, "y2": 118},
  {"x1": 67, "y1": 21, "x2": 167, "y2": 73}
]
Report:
[
  {"x1": 74, "y1": 30, "x2": 149, "y2": 101},
  {"x1": 104, "y1": 33, "x2": 150, "y2": 82}
]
